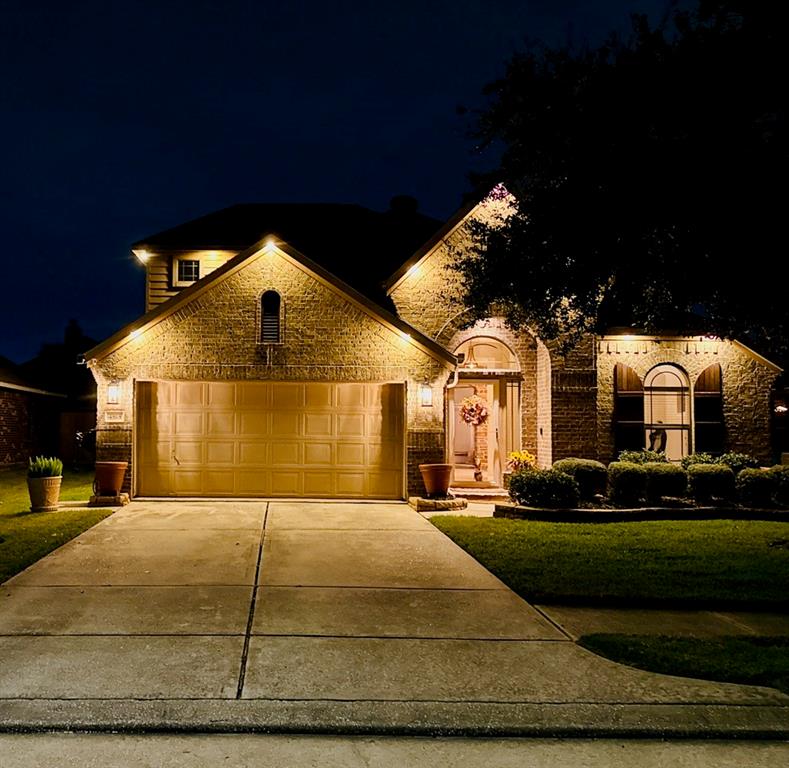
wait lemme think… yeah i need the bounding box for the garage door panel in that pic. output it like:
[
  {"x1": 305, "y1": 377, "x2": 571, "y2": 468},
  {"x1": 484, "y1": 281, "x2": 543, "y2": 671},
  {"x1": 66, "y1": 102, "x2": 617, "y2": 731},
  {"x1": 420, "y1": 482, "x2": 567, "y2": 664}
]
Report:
[{"x1": 136, "y1": 381, "x2": 404, "y2": 498}]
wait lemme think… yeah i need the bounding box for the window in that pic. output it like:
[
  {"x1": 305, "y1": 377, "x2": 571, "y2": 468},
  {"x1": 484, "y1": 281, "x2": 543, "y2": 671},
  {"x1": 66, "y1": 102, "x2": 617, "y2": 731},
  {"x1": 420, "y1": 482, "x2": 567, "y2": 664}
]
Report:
[
  {"x1": 694, "y1": 364, "x2": 724, "y2": 454},
  {"x1": 613, "y1": 364, "x2": 644, "y2": 453},
  {"x1": 644, "y1": 364, "x2": 690, "y2": 461},
  {"x1": 260, "y1": 290, "x2": 281, "y2": 343},
  {"x1": 173, "y1": 258, "x2": 200, "y2": 287}
]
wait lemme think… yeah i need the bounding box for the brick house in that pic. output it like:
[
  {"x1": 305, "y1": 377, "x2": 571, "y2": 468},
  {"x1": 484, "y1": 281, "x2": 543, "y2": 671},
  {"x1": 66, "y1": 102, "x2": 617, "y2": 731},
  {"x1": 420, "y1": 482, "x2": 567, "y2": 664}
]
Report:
[{"x1": 85, "y1": 194, "x2": 782, "y2": 498}]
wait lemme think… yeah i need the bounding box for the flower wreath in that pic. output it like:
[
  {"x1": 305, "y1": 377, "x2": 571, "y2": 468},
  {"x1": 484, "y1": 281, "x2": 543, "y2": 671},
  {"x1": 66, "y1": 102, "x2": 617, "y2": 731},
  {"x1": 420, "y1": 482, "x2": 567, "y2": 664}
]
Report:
[{"x1": 459, "y1": 395, "x2": 488, "y2": 426}]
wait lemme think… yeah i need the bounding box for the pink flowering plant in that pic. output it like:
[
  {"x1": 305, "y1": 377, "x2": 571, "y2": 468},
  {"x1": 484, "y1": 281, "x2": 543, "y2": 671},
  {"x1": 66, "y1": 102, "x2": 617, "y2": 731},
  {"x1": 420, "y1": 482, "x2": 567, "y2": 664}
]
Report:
[{"x1": 459, "y1": 395, "x2": 488, "y2": 426}]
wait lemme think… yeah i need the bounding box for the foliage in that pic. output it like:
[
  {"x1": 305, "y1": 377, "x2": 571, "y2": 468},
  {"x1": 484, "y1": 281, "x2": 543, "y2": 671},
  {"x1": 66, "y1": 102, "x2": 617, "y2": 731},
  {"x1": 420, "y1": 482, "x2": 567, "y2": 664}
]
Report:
[
  {"x1": 0, "y1": 467, "x2": 111, "y2": 583},
  {"x1": 430, "y1": 516, "x2": 789, "y2": 607},
  {"x1": 27, "y1": 456, "x2": 63, "y2": 478},
  {"x1": 458, "y1": 395, "x2": 488, "y2": 425},
  {"x1": 643, "y1": 462, "x2": 688, "y2": 502},
  {"x1": 768, "y1": 465, "x2": 789, "y2": 506},
  {"x1": 580, "y1": 635, "x2": 789, "y2": 695},
  {"x1": 552, "y1": 458, "x2": 607, "y2": 500},
  {"x1": 688, "y1": 463, "x2": 735, "y2": 503},
  {"x1": 607, "y1": 461, "x2": 647, "y2": 505},
  {"x1": 617, "y1": 449, "x2": 668, "y2": 465},
  {"x1": 506, "y1": 450, "x2": 537, "y2": 473},
  {"x1": 681, "y1": 452, "x2": 716, "y2": 470},
  {"x1": 716, "y1": 452, "x2": 760, "y2": 475},
  {"x1": 736, "y1": 468, "x2": 776, "y2": 507},
  {"x1": 508, "y1": 468, "x2": 580, "y2": 509},
  {"x1": 457, "y1": 2, "x2": 789, "y2": 360}
]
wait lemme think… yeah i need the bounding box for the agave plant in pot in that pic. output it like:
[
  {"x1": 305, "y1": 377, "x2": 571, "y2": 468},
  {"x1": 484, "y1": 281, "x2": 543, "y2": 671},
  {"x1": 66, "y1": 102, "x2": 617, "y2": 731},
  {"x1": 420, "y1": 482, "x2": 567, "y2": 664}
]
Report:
[{"x1": 27, "y1": 456, "x2": 63, "y2": 512}]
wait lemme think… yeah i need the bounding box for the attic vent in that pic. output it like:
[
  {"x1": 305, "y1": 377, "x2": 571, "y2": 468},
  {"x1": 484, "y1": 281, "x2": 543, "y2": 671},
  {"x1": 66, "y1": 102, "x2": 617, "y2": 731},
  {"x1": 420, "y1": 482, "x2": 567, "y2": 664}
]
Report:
[{"x1": 260, "y1": 290, "x2": 281, "y2": 344}]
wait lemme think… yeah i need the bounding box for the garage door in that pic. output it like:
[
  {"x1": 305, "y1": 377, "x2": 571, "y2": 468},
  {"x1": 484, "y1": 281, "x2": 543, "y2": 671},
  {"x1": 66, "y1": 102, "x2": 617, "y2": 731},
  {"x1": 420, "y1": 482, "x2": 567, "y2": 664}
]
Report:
[{"x1": 135, "y1": 381, "x2": 405, "y2": 498}]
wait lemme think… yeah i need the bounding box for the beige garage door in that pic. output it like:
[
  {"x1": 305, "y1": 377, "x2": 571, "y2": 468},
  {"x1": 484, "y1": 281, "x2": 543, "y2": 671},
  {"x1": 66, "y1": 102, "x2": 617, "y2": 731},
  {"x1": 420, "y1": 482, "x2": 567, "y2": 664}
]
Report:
[{"x1": 135, "y1": 381, "x2": 405, "y2": 498}]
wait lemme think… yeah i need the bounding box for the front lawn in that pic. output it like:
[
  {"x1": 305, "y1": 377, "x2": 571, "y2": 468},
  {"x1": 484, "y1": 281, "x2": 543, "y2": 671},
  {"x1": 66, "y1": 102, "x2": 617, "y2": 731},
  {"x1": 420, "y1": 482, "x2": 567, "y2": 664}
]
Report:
[
  {"x1": 0, "y1": 466, "x2": 112, "y2": 583},
  {"x1": 580, "y1": 634, "x2": 789, "y2": 694},
  {"x1": 431, "y1": 516, "x2": 789, "y2": 607}
]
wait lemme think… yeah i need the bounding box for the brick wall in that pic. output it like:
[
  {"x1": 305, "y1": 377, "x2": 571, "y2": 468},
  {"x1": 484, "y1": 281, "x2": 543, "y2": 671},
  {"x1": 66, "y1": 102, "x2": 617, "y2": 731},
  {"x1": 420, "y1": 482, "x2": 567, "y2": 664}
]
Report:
[
  {"x1": 596, "y1": 337, "x2": 780, "y2": 464},
  {"x1": 91, "y1": 245, "x2": 453, "y2": 497},
  {"x1": 0, "y1": 389, "x2": 32, "y2": 464}
]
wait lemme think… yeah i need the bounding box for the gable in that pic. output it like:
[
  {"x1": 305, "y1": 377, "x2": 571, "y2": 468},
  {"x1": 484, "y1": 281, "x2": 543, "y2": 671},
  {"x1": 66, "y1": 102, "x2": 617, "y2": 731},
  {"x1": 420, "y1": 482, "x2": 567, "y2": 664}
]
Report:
[{"x1": 86, "y1": 237, "x2": 455, "y2": 372}]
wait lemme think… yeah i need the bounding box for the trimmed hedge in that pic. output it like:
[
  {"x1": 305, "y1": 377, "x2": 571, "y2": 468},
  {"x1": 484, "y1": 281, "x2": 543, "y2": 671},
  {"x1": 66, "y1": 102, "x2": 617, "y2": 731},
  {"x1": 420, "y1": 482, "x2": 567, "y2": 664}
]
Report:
[
  {"x1": 688, "y1": 464, "x2": 735, "y2": 503},
  {"x1": 552, "y1": 458, "x2": 607, "y2": 500},
  {"x1": 509, "y1": 469, "x2": 581, "y2": 509},
  {"x1": 769, "y1": 465, "x2": 789, "y2": 506},
  {"x1": 736, "y1": 468, "x2": 776, "y2": 507},
  {"x1": 681, "y1": 453, "x2": 716, "y2": 470},
  {"x1": 607, "y1": 462, "x2": 647, "y2": 505},
  {"x1": 716, "y1": 452, "x2": 760, "y2": 476},
  {"x1": 617, "y1": 450, "x2": 668, "y2": 464},
  {"x1": 643, "y1": 462, "x2": 688, "y2": 501}
]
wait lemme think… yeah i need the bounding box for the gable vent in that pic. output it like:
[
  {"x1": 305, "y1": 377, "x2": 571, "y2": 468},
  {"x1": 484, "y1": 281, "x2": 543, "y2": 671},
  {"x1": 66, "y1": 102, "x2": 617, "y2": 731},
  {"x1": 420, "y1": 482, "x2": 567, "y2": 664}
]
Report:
[{"x1": 260, "y1": 290, "x2": 281, "y2": 344}]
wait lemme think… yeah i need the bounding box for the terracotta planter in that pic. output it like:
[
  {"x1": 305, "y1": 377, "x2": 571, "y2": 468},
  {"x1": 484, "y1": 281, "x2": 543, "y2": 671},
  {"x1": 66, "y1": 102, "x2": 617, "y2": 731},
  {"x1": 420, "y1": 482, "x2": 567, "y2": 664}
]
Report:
[
  {"x1": 94, "y1": 461, "x2": 128, "y2": 496},
  {"x1": 418, "y1": 463, "x2": 453, "y2": 498},
  {"x1": 27, "y1": 476, "x2": 62, "y2": 512}
]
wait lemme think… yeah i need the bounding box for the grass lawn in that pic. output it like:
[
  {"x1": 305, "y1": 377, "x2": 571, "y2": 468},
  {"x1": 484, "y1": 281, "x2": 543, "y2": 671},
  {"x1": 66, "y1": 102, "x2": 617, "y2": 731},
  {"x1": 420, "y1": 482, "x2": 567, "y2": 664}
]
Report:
[
  {"x1": 430, "y1": 516, "x2": 789, "y2": 608},
  {"x1": 580, "y1": 634, "x2": 789, "y2": 694},
  {"x1": 0, "y1": 466, "x2": 112, "y2": 584}
]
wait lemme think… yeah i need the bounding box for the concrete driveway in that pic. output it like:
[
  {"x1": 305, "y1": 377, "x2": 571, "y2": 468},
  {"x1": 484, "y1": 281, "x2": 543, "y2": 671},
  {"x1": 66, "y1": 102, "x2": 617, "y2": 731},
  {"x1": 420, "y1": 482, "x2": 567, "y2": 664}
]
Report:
[{"x1": 0, "y1": 500, "x2": 787, "y2": 735}]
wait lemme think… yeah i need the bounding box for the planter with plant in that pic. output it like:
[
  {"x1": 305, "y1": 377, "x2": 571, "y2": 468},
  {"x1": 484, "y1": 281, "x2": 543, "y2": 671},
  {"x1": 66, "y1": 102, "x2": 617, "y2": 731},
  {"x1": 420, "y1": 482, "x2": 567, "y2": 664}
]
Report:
[{"x1": 27, "y1": 456, "x2": 63, "y2": 512}]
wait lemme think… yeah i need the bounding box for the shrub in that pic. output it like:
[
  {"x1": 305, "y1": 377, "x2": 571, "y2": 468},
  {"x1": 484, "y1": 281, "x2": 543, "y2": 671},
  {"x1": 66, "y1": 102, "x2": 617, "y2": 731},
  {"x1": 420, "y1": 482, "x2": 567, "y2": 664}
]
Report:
[
  {"x1": 617, "y1": 449, "x2": 668, "y2": 464},
  {"x1": 643, "y1": 462, "x2": 688, "y2": 502},
  {"x1": 688, "y1": 464, "x2": 735, "y2": 503},
  {"x1": 680, "y1": 452, "x2": 716, "y2": 470},
  {"x1": 509, "y1": 468, "x2": 580, "y2": 509},
  {"x1": 736, "y1": 468, "x2": 777, "y2": 507},
  {"x1": 552, "y1": 458, "x2": 607, "y2": 500},
  {"x1": 607, "y1": 462, "x2": 647, "y2": 505},
  {"x1": 27, "y1": 456, "x2": 63, "y2": 478},
  {"x1": 768, "y1": 465, "x2": 789, "y2": 506},
  {"x1": 716, "y1": 452, "x2": 760, "y2": 476},
  {"x1": 506, "y1": 450, "x2": 537, "y2": 473}
]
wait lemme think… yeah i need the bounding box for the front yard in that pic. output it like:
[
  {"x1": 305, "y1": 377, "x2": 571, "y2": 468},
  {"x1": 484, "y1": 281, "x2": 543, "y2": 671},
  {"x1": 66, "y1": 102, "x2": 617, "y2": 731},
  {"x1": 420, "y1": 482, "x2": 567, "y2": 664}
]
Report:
[
  {"x1": 430, "y1": 516, "x2": 789, "y2": 608},
  {"x1": 0, "y1": 466, "x2": 112, "y2": 583}
]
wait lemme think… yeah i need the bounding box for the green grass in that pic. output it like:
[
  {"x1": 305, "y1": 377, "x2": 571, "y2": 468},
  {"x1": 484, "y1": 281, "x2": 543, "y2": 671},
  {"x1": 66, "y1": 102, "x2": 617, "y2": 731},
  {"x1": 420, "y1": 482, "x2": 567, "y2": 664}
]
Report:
[
  {"x1": 430, "y1": 516, "x2": 789, "y2": 607},
  {"x1": 580, "y1": 634, "x2": 789, "y2": 694},
  {"x1": 0, "y1": 466, "x2": 112, "y2": 584}
]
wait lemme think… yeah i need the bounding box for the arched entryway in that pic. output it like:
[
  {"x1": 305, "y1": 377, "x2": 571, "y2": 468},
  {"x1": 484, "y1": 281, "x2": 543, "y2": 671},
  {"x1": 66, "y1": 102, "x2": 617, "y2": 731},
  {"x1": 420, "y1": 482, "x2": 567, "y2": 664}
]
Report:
[{"x1": 447, "y1": 337, "x2": 522, "y2": 488}]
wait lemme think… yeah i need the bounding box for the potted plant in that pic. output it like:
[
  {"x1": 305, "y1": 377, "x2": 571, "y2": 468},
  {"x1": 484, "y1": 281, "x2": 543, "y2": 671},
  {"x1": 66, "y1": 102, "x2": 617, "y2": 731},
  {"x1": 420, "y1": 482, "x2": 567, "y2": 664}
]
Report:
[
  {"x1": 504, "y1": 450, "x2": 537, "y2": 489},
  {"x1": 27, "y1": 456, "x2": 63, "y2": 512}
]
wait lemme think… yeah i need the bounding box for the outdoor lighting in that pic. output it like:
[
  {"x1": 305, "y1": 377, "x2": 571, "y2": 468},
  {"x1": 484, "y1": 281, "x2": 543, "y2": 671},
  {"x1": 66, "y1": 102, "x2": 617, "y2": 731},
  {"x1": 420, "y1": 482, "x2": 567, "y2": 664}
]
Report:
[
  {"x1": 419, "y1": 384, "x2": 433, "y2": 407},
  {"x1": 620, "y1": 334, "x2": 636, "y2": 341},
  {"x1": 133, "y1": 249, "x2": 151, "y2": 264},
  {"x1": 107, "y1": 383, "x2": 120, "y2": 404},
  {"x1": 128, "y1": 328, "x2": 142, "y2": 341},
  {"x1": 406, "y1": 263, "x2": 420, "y2": 278},
  {"x1": 776, "y1": 404, "x2": 788, "y2": 414},
  {"x1": 399, "y1": 330, "x2": 411, "y2": 342}
]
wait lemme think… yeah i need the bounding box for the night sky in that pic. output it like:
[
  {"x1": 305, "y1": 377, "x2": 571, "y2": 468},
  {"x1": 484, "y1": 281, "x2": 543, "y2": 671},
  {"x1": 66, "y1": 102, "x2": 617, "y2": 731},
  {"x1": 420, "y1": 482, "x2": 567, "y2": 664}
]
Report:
[{"x1": 1, "y1": 0, "x2": 663, "y2": 363}]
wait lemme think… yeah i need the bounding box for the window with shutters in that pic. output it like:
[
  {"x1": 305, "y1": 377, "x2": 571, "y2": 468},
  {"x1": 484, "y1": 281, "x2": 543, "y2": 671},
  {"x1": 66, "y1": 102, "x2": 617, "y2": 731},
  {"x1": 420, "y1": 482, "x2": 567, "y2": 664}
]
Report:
[
  {"x1": 644, "y1": 364, "x2": 690, "y2": 461},
  {"x1": 694, "y1": 363, "x2": 724, "y2": 454},
  {"x1": 260, "y1": 290, "x2": 282, "y2": 344}
]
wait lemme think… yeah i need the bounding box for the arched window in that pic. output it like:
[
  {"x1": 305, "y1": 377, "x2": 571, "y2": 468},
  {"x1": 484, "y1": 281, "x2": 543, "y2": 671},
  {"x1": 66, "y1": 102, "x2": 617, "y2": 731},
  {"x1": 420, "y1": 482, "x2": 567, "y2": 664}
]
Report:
[
  {"x1": 454, "y1": 337, "x2": 519, "y2": 371},
  {"x1": 260, "y1": 290, "x2": 281, "y2": 344},
  {"x1": 644, "y1": 364, "x2": 690, "y2": 461},
  {"x1": 694, "y1": 364, "x2": 724, "y2": 454},
  {"x1": 613, "y1": 364, "x2": 644, "y2": 453}
]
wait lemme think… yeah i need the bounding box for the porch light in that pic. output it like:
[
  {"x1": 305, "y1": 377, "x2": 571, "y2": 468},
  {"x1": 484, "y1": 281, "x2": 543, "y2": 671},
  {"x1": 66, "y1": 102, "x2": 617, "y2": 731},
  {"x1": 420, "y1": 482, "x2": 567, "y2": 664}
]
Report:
[
  {"x1": 133, "y1": 249, "x2": 151, "y2": 264},
  {"x1": 419, "y1": 384, "x2": 433, "y2": 407},
  {"x1": 399, "y1": 330, "x2": 412, "y2": 342},
  {"x1": 128, "y1": 329, "x2": 142, "y2": 341},
  {"x1": 107, "y1": 383, "x2": 121, "y2": 404}
]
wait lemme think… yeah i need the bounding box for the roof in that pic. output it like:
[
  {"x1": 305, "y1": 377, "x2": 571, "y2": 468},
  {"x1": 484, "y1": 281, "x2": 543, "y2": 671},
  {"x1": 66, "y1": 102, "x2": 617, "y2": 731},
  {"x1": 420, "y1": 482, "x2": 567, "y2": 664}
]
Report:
[
  {"x1": 0, "y1": 355, "x2": 65, "y2": 397},
  {"x1": 86, "y1": 235, "x2": 457, "y2": 367},
  {"x1": 134, "y1": 202, "x2": 442, "y2": 307}
]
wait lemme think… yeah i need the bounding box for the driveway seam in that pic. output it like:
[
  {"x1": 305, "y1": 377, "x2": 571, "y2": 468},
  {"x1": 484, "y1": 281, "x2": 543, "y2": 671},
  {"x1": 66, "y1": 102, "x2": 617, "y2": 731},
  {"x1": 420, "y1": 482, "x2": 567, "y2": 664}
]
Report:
[{"x1": 236, "y1": 502, "x2": 269, "y2": 699}]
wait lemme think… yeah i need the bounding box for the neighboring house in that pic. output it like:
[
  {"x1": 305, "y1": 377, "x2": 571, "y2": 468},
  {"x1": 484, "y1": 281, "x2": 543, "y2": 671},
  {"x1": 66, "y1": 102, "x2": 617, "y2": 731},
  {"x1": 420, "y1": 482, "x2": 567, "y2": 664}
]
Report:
[
  {"x1": 84, "y1": 193, "x2": 783, "y2": 498},
  {"x1": 0, "y1": 356, "x2": 64, "y2": 465}
]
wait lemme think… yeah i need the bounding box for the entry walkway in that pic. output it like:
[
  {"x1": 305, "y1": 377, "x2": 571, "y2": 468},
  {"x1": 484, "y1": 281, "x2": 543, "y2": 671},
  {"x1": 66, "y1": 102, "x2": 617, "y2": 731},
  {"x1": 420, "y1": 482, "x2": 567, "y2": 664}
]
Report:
[{"x1": 0, "y1": 501, "x2": 787, "y2": 735}]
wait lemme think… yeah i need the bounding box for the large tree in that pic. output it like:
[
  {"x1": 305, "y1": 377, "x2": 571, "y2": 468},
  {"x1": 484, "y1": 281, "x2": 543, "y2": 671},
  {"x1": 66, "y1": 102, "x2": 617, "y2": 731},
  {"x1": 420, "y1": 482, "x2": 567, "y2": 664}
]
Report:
[{"x1": 458, "y1": 1, "x2": 788, "y2": 359}]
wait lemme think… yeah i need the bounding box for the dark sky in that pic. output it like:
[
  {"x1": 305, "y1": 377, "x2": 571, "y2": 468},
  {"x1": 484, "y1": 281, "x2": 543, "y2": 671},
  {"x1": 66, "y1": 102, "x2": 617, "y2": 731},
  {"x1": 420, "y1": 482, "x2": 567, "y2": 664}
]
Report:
[{"x1": 0, "y1": 0, "x2": 664, "y2": 362}]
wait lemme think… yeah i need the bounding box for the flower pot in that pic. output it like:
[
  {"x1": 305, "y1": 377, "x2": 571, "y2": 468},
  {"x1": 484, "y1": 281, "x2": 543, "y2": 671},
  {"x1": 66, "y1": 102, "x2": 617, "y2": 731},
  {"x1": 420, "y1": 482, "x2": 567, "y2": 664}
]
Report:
[
  {"x1": 418, "y1": 463, "x2": 453, "y2": 498},
  {"x1": 27, "y1": 476, "x2": 62, "y2": 512},
  {"x1": 94, "y1": 461, "x2": 128, "y2": 496}
]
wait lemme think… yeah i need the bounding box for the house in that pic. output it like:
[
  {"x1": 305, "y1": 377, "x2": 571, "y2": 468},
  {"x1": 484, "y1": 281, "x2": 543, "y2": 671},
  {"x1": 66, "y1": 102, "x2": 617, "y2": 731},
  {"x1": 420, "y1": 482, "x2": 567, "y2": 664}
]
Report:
[
  {"x1": 0, "y1": 355, "x2": 64, "y2": 466},
  {"x1": 84, "y1": 192, "x2": 783, "y2": 498}
]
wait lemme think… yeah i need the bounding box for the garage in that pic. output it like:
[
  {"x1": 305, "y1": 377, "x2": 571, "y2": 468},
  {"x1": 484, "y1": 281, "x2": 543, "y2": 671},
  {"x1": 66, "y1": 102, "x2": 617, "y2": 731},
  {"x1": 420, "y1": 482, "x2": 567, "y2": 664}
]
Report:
[{"x1": 135, "y1": 381, "x2": 405, "y2": 498}]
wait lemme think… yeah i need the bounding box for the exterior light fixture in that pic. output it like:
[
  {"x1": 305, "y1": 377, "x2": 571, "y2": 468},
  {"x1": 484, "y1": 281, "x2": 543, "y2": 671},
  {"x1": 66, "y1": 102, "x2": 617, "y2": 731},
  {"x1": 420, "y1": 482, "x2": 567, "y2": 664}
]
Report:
[
  {"x1": 107, "y1": 383, "x2": 121, "y2": 404},
  {"x1": 620, "y1": 334, "x2": 636, "y2": 341},
  {"x1": 419, "y1": 384, "x2": 433, "y2": 407},
  {"x1": 399, "y1": 331, "x2": 412, "y2": 342},
  {"x1": 406, "y1": 263, "x2": 420, "y2": 278},
  {"x1": 128, "y1": 328, "x2": 142, "y2": 341},
  {"x1": 776, "y1": 404, "x2": 788, "y2": 414},
  {"x1": 133, "y1": 249, "x2": 151, "y2": 264}
]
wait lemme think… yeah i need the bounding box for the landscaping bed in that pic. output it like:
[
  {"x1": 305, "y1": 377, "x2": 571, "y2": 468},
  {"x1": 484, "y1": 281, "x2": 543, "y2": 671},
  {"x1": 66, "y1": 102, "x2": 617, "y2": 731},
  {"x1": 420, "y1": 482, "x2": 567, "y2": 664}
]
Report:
[
  {"x1": 430, "y1": 516, "x2": 789, "y2": 608},
  {"x1": 0, "y1": 466, "x2": 112, "y2": 583}
]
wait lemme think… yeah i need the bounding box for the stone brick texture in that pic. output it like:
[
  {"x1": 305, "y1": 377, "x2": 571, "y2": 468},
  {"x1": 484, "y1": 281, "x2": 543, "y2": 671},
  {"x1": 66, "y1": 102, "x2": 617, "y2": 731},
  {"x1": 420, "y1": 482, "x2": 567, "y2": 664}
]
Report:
[{"x1": 91, "y1": 246, "x2": 452, "y2": 496}]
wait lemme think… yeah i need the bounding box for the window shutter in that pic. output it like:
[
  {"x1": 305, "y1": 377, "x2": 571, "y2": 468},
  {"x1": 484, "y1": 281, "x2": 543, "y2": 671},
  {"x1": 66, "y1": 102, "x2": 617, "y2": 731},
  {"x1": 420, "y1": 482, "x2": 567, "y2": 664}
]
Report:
[
  {"x1": 613, "y1": 364, "x2": 644, "y2": 454},
  {"x1": 694, "y1": 364, "x2": 724, "y2": 454}
]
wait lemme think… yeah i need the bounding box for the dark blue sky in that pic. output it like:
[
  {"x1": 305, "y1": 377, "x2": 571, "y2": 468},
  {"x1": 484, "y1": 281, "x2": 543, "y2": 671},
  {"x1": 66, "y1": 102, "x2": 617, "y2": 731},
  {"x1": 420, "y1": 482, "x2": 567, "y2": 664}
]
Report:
[{"x1": 0, "y1": 0, "x2": 664, "y2": 362}]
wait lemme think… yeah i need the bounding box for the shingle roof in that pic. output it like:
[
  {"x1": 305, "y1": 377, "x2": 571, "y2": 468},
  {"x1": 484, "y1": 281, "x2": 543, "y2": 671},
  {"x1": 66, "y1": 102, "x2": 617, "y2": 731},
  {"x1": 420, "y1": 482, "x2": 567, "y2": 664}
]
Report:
[
  {"x1": 134, "y1": 202, "x2": 442, "y2": 306},
  {"x1": 0, "y1": 355, "x2": 65, "y2": 396}
]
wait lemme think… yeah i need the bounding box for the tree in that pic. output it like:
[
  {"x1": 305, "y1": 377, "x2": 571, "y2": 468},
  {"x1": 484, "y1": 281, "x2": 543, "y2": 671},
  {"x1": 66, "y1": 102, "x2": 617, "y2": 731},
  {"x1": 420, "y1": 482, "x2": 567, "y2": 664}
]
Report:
[{"x1": 457, "y1": 2, "x2": 789, "y2": 359}]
